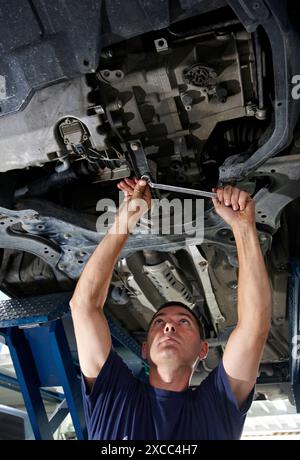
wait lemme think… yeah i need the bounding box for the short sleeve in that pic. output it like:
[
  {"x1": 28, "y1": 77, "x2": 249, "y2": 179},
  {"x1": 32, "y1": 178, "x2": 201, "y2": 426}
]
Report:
[
  {"x1": 81, "y1": 347, "x2": 138, "y2": 439},
  {"x1": 198, "y1": 360, "x2": 254, "y2": 439}
]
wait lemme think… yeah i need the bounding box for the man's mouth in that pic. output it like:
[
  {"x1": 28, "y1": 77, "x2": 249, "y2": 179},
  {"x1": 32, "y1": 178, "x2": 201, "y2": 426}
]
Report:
[{"x1": 159, "y1": 336, "x2": 180, "y2": 345}]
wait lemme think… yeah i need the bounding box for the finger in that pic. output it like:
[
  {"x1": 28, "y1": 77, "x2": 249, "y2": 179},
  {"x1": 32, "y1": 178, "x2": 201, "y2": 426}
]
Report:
[
  {"x1": 117, "y1": 183, "x2": 129, "y2": 195},
  {"x1": 212, "y1": 188, "x2": 220, "y2": 204},
  {"x1": 212, "y1": 197, "x2": 220, "y2": 209},
  {"x1": 216, "y1": 187, "x2": 224, "y2": 205},
  {"x1": 124, "y1": 177, "x2": 135, "y2": 184},
  {"x1": 230, "y1": 187, "x2": 240, "y2": 211},
  {"x1": 223, "y1": 185, "x2": 233, "y2": 207},
  {"x1": 132, "y1": 180, "x2": 148, "y2": 199},
  {"x1": 118, "y1": 181, "x2": 135, "y2": 194},
  {"x1": 238, "y1": 191, "x2": 250, "y2": 211},
  {"x1": 124, "y1": 177, "x2": 136, "y2": 189},
  {"x1": 117, "y1": 181, "x2": 126, "y2": 191}
]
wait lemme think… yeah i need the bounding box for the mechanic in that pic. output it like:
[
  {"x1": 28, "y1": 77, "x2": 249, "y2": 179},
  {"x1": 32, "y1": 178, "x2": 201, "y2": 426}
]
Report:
[{"x1": 70, "y1": 177, "x2": 272, "y2": 440}]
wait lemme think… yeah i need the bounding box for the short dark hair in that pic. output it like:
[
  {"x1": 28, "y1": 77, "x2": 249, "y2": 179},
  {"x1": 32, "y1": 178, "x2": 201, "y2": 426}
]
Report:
[{"x1": 148, "y1": 301, "x2": 204, "y2": 339}]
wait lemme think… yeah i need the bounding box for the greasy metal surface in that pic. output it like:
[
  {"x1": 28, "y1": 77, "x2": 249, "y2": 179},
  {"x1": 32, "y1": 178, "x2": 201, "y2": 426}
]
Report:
[
  {"x1": 0, "y1": 77, "x2": 106, "y2": 173},
  {"x1": 0, "y1": 0, "x2": 225, "y2": 116},
  {"x1": 99, "y1": 30, "x2": 251, "y2": 147},
  {"x1": 219, "y1": 0, "x2": 300, "y2": 181}
]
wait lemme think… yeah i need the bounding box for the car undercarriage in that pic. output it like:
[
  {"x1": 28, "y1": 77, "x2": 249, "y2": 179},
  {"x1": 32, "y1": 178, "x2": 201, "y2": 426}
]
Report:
[{"x1": 0, "y1": 0, "x2": 300, "y2": 406}]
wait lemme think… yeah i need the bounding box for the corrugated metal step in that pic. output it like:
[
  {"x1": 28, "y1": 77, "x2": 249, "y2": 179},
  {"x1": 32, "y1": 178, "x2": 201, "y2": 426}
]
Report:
[{"x1": 0, "y1": 293, "x2": 71, "y2": 327}]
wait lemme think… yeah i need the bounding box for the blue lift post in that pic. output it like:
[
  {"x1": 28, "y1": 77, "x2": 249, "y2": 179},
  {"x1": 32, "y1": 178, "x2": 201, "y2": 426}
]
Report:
[
  {"x1": 0, "y1": 293, "x2": 86, "y2": 440},
  {"x1": 0, "y1": 292, "x2": 148, "y2": 439},
  {"x1": 288, "y1": 260, "x2": 300, "y2": 413}
]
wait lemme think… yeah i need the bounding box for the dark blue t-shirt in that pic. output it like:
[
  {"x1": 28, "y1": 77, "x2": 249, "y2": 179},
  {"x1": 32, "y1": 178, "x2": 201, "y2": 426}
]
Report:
[{"x1": 81, "y1": 348, "x2": 254, "y2": 440}]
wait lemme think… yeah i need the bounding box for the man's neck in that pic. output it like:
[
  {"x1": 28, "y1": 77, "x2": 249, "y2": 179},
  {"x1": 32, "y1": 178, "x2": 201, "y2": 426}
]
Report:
[{"x1": 149, "y1": 364, "x2": 192, "y2": 392}]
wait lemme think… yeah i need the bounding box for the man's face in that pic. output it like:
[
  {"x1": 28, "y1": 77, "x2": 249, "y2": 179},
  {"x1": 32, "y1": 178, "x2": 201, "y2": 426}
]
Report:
[{"x1": 142, "y1": 306, "x2": 208, "y2": 368}]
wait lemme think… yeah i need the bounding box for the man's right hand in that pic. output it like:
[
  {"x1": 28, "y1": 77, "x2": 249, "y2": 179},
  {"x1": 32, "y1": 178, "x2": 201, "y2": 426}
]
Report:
[{"x1": 115, "y1": 177, "x2": 152, "y2": 233}]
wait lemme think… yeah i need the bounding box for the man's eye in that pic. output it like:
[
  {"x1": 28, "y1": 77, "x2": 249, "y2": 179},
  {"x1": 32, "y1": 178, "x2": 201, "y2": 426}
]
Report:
[
  {"x1": 180, "y1": 319, "x2": 190, "y2": 324},
  {"x1": 154, "y1": 318, "x2": 163, "y2": 325}
]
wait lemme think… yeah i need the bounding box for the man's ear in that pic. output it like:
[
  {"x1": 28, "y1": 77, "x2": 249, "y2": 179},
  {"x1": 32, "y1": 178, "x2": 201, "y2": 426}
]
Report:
[
  {"x1": 198, "y1": 341, "x2": 209, "y2": 361},
  {"x1": 141, "y1": 341, "x2": 147, "y2": 360}
]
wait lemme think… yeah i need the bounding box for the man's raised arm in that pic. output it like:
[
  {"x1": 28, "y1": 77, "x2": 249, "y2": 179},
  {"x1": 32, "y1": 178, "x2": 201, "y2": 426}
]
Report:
[
  {"x1": 212, "y1": 186, "x2": 272, "y2": 408},
  {"x1": 70, "y1": 178, "x2": 151, "y2": 390}
]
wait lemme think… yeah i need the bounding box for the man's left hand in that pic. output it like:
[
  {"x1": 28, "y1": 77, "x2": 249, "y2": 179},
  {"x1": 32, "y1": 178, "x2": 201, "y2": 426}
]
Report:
[{"x1": 212, "y1": 185, "x2": 256, "y2": 229}]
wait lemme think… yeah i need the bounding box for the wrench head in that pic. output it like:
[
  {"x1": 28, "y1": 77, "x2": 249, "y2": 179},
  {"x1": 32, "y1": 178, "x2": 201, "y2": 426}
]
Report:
[{"x1": 140, "y1": 174, "x2": 151, "y2": 183}]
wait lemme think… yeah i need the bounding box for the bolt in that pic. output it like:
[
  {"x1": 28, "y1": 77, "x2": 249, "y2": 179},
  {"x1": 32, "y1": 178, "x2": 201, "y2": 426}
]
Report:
[
  {"x1": 63, "y1": 233, "x2": 72, "y2": 239},
  {"x1": 219, "y1": 229, "x2": 230, "y2": 237},
  {"x1": 78, "y1": 250, "x2": 87, "y2": 257},
  {"x1": 255, "y1": 109, "x2": 267, "y2": 120},
  {"x1": 95, "y1": 105, "x2": 105, "y2": 115},
  {"x1": 215, "y1": 32, "x2": 231, "y2": 41},
  {"x1": 108, "y1": 99, "x2": 123, "y2": 111},
  {"x1": 58, "y1": 263, "x2": 65, "y2": 271},
  {"x1": 130, "y1": 142, "x2": 140, "y2": 151},
  {"x1": 278, "y1": 264, "x2": 287, "y2": 272},
  {"x1": 217, "y1": 316, "x2": 226, "y2": 323},
  {"x1": 199, "y1": 261, "x2": 207, "y2": 268},
  {"x1": 228, "y1": 281, "x2": 238, "y2": 290}
]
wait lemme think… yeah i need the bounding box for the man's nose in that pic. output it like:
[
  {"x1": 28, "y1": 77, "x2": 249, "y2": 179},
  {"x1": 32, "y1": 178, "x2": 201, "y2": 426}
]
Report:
[{"x1": 164, "y1": 322, "x2": 176, "y2": 333}]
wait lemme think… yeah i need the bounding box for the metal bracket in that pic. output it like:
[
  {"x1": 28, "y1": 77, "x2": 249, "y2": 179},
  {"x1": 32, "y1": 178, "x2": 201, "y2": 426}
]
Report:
[
  {"x1": 154, "y1": 38, "x2": 169, "y2": 53},
  {"x1": 128, "y1": 140, "x2": 152, "y2": 178},
  {"x1": 253, "y1": 155, "x2": 300, "y2": 232},
  {"x1": 187, "y1": 246, "x2": 225, "y2": 330},
  {"x1": 0, "y1": 207, "x2": 61, "y2": 268}
]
